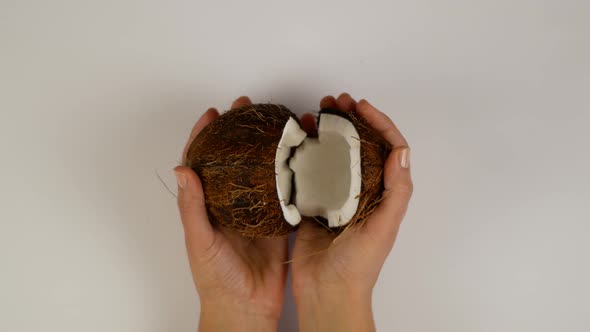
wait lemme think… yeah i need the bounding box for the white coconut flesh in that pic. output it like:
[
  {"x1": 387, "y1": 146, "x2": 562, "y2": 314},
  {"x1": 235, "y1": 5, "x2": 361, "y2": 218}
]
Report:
[{"x1": 274, "y1": 113, "x2": 362, "y2": 228}]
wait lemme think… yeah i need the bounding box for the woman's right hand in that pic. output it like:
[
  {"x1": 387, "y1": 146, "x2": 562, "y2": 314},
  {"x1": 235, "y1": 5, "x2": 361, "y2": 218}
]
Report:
[
  {"x1": 291, "y1": 93, "x2": 413, "y2": 332},
  {"x1": 175, "y1": 97, "x2": 289, "y2": 332}
]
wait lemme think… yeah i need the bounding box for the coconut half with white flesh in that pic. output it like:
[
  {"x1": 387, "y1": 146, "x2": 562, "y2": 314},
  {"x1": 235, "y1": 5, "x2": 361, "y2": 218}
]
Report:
[{"x1": 186, "y1": 104, "x2": 390, "y2": 237}]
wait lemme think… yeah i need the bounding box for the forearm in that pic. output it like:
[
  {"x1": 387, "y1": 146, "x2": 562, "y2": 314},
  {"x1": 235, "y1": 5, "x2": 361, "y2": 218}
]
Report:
[{"x1": 295, "y1": 289, "x2": 375, "y2": 332}]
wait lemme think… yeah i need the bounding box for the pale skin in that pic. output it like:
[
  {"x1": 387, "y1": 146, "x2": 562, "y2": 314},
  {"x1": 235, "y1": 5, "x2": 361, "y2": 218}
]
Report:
[{"x1": 174, "y1": 93, "x2": 413, "y2": 332}]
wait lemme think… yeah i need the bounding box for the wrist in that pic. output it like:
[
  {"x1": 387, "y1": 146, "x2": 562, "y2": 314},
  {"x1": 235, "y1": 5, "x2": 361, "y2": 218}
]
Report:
[
  {"x1": 294, "y1": 287, "x2": 375, "y2": 332},
  {"x1": 199, "y1": 299, "x2": 280, "y2": 332}
]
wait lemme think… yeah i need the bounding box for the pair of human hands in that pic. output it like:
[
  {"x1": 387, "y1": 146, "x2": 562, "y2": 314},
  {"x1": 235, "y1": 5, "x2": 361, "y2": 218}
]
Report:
[{"x1": 173, "y1": 93, "x2": 413, "y2": 332}]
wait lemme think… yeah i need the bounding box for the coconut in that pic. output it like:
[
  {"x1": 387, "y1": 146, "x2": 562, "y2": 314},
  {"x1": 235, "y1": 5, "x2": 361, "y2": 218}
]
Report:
[{"x1": 186, "y1": 104, "x2": 391, "y2": 237}]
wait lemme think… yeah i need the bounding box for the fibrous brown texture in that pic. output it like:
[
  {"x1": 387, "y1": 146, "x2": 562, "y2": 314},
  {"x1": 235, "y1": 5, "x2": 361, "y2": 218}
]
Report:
[
  {"x1": 305, "y1": 109, "x2": 392, "y2": 232},
  {"x1": 186, "y1": 104, "x2": 298, "y2": 237}
]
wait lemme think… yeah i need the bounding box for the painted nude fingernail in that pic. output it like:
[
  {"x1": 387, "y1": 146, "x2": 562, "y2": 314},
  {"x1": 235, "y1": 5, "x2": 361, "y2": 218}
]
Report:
[
  {"x1": 175, "y1": 171, "x2": 187, "y2": 189},
  {"x1": 400, "y1": 148, "x2": 410, "y2": 169}
]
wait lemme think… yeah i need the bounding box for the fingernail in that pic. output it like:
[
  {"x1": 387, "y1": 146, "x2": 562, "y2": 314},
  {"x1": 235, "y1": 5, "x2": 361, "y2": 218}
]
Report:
[
  {"x1": 399, "y1": 148, "x2": 410, "y2": 168},
  {"x1": 175, "y1": 171, "x2": 187, "y2": 189}
]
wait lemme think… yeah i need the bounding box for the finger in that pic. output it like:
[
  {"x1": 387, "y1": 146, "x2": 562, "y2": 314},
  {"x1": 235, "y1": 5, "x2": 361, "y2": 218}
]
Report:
[
  {"x1": 231, "y1": 96, "x2": 252, "y2": 109},
  {"x1": 362, "y1": 146, "x2": 413, "y2": 244},
  {"x1": 300, "y1": 113, "x2": 318, "y2": 137},
  {"x1": 174, "y1": 166, "x2": 217, "y2": 253},
  {"x1": 320, "y1": 95, "x2": 337, "y2": 110},
  {"x1": 182, "y1": 108, "x2": 219, "y2": 163},
  {"x1": 356, "y1": 99, "x2": 407, "y2": 147},
  {"x1": 335, "y1": 93, "x2": 357, "y2": 113}
]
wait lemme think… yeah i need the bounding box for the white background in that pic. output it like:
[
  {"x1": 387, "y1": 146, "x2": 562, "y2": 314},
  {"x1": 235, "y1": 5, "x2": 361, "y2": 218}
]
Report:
[{"x1": 1, "y1": 0, "x2": 589, "y2": 331}]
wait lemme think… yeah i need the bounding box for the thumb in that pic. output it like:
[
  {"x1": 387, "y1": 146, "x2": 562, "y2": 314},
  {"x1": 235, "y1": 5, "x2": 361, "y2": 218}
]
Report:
[
  {"x1": 174, "y1": 166, "x2": 216, "y2": 253},
  {"x1": 362, "y1": 146, "x2": 413, "y2": 244}
]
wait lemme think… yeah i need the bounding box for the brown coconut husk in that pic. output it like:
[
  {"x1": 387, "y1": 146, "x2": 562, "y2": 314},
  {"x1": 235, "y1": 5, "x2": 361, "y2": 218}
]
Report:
[{"x1": 186, "y1": 104, "x2": 299, "y2": 237}]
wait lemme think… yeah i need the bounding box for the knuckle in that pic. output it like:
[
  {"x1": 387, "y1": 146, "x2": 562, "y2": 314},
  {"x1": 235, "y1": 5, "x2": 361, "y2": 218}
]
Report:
[
  {"x1": 177, "y1": 199, "x2": 195, "y2": 216},
  {"x1": 385, "y1": 181, "x2": 414, "y2": 198},
  {"x1": 197, "y1": 237, "x2": 222, "y2": 267},
  {"x1": 382, "y1": 128, "x2": 399, "y2": 143}
]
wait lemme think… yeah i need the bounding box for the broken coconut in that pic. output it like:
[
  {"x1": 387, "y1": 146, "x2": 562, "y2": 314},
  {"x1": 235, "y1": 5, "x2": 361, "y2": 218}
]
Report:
[{"x1": 186, "y1": 104, "x2": 391, "y2": 237}]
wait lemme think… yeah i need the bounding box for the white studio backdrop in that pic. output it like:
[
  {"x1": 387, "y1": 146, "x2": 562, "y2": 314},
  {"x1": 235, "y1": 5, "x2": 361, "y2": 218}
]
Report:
[{"x1": 1, "y1": 0, "x2": 589, "y2": 331}]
